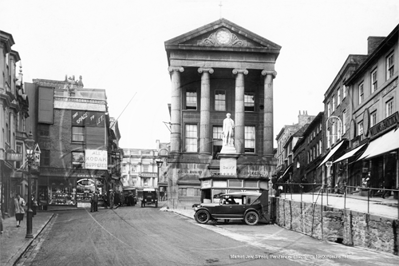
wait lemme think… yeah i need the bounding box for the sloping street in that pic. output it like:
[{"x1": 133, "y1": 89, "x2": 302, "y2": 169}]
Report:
[{"x1": 10, "y1": 206, "x2": 398, "y2": 266}]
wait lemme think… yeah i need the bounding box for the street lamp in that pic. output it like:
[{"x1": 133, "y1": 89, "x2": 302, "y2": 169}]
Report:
[
  {"x1": 326, "y1": 115, "x2": 343, "y2": 147},
  {"x1": 156, "y1": 160, "x2": 163, "y2": 200},
  {"x1": 25, "y1": 133, "x2": 39, "y2": 238}
]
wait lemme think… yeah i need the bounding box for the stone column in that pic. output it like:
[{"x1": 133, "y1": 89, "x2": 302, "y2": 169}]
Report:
[
  {"x1": 168, "y1": 66, "x2": 184, "y2": 154},
  {"x1": 261, "y1": 70, "x2": 277, "y2": 156},
  {"x1": 233, "y1": 69, "x2": 248, "y2": 154},
  {"x1": 198, "y1": 68, "x2": 214, "y2": 155}
]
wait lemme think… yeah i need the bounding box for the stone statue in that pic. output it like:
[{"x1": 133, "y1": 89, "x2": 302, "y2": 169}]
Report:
[{"x1": 223, "y1": 113, "x2": 234, "y2": 146}]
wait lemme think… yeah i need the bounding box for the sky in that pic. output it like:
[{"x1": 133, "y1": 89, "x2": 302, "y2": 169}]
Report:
[{"x1": 1, "y1": 0, "x2": 398, "y2": 149}]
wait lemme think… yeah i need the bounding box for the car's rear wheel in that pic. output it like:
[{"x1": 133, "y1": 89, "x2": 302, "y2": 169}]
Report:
[
  {"x1": 195, "y1": 210, "x2": 210, "y2": 224},
  {"x1": 244, "y1": 211, "x2": 259, "y2": 225}
]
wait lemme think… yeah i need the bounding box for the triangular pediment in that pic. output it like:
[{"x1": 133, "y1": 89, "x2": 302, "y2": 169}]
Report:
[{"x1": 165, "y1": 18, "x2": 281, "y2": 52}]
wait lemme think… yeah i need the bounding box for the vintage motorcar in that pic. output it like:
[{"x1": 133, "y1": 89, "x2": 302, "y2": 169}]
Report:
[
  {"x1": 193, "y1": 191, "x2": 263, "y2": 226},
  {"x1": 141, "y1": 188, "x2": 158, "y2": 208}
]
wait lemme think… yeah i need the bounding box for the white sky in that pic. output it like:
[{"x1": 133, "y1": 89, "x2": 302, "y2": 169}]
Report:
[{"x1": 1, "y1": 0, "x2": 398, "y2": 149}]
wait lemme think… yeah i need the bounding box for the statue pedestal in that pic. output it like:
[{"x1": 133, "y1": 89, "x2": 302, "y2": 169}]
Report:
[{"x1": 218, "y1": 146, "x2": 239, "y2": 176}]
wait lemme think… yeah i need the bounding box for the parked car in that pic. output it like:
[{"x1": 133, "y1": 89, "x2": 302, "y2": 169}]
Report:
[
  {"x1": 141, "y1": 189, "x2": 158, "y2": 208},
  {"x1": 123, "y1": 189, "x2": 137, "y2": 206},
  {"x1": 193, "y1": 191, "x2": 264, "y2": 225}
]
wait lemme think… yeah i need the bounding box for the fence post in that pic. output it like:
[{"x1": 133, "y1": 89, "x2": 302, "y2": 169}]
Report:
[
  {"x1": 301, "y1": 183, "x2": 303, "y2": 203},
  {"x1": 312, "y1": 183, "x2": 314, "y2": 202},
  {"x1": 344, "y1": 184, "x2": 347, "y2": 210},
  {"x1": 367, "y1": 188, "x2": 370, "y2": 214},
  {"x1": 326, "y1": 186, "x2": 329, "y2": 206},
  {"x1": 397, "y1": 188, "x2": 399, "y2": 219},
  {"x1": 290, "y1": 183, "x2": 292, "y2": 200}
]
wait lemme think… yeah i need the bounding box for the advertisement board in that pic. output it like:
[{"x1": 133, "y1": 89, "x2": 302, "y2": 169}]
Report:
[{"x1": 85, "y1": 150, "x2": 107, "y2": 170}]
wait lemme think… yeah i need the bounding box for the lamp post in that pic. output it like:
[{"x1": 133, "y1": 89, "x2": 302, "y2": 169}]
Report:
[
  {"x1": 156, "y1": 160, "x2": 163, "y2": 200},
  {"x1": 25, "y1": 133, "x2": 39, "y2": 239}
]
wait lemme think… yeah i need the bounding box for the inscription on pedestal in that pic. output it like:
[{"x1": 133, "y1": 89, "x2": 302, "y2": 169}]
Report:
[{"x1": 220, "y1": 158, "x2": 237, "y2": 175}]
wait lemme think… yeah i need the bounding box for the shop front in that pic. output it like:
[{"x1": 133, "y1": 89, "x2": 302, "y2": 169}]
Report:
[
  {"x1": 356, "y1": 121, "x2": 399, "y2": 198},
  {"x1": 39, "y1": 167, "x2": 109, "y2": 208}
]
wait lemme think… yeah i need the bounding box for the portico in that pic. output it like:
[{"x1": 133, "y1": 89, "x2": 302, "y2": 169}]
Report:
[{"x1": 165, "y1": 19, "x2": 281, "y2": 207}]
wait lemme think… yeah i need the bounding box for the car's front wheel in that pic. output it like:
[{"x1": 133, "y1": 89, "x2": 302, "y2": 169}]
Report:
[
  {"x1": 244, "y1": 211, "x2": 259, "y2": 225},
  {"x1": 195, "y1": 210, "x2": 210, "y2": 224}
]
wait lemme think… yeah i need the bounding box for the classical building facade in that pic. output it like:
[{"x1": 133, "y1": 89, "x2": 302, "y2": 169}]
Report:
[
  {"x1": 0, "y1": 30, "x2": 30, "y2": 217},
  {"x1": 164, "y1": 19, "x2": 281, "y2": 207},
  {"x1": 26, "y1": 76, "x2": 113, "y2": 208}
]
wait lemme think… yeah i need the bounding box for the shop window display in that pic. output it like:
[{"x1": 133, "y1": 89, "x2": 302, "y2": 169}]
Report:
[
  {"x1": 76, "y1": 178, "x2": 95, "y2": 203},
  {"x1": 48, "y1": 178, "x2": 76, "y2": 205}
]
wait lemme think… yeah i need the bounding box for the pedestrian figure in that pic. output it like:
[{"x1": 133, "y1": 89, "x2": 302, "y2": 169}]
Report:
[
  {"x1": 109, "y1": 190, "x2": 115, "y2": 209},
  {"x1": 32, "y1": 195, "x2": 38, "y2": 217},
  {"x1": 114, "y1": 192, "x2": 121, "y2": 209},
  {"x1": 93, "y1": 192, "x2": 99, "y2": 212},
  {"x1": 0, "y1": 215, "x2": 3, "y2": 234},
  {"x1": 90, "y1": 193, "x2": 95, "y2": 212},
  {"x1": 103, "y1": 193, "x2": 109, "y2": 209},
  {"x1": 14, "y1": 194, "x2": 25, "y2": 227}
]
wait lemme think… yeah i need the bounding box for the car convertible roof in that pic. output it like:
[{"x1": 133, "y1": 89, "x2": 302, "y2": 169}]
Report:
[{"x1": 221, "y1": 191, "x2": 261, "y2": 197}]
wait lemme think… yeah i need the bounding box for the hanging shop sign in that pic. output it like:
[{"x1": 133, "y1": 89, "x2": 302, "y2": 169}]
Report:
[
  {"x1": 6, "y1": 152, "x2": 23, "y2": 161},
  {"x1": 85, "y1": 150, "x2": 107, "y2": 170},
  {"x1": 363, "y1": 108, "x2": 370, "y2": 138}
]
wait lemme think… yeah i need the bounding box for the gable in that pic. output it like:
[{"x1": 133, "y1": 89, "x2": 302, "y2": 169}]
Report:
[{"x1": 165, "y1": 18, "x2": 281, "y2": 52}]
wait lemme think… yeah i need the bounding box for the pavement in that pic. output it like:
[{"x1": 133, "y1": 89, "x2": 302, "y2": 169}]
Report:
[
  {"x1": 0, "y1": 211, "x2": 55, "y2": 266},
  {"x1": 279, "y1": 192, "x2": 399, "y2": 219},
  {"x1": 0, "y1": 195, "x2": 398, "y2": 266}
]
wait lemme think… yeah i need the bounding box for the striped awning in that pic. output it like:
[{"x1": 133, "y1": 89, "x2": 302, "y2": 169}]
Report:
[
  {"x1": 318, "y1": 140, "x2": 345, "y2": 167},
  {"x1": 333, "y1": 144, "x2": 366, "y2": 163}
]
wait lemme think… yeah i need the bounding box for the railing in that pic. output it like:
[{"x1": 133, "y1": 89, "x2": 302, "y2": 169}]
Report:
[{"x1": 274, "y1": 183, "x2": 399, "y2": 219}]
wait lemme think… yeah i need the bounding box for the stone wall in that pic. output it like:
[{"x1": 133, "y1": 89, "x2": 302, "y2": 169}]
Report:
[{"x1": 271, "y1": 197, "x2": 399, "y2": 256}]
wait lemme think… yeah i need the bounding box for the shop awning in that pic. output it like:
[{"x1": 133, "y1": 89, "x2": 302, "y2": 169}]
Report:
[
  {"x1": 318, "y1": 140, "x2": 345, "y2": 167},
  {"x1": 333, "y1": 144, "x2": 366, "y2": 163},
  {"x1": 277, "y1": 164, "x2": 293, "y2": 182},
  {"x1": 357, "y1": 128, "x2": 399, "y2": 160}
]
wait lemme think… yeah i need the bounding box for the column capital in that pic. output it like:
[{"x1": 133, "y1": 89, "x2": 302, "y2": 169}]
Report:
[
  {"x1": 168, "y1": 66, "x2": 184, "y2": 73},
  {"x1": 232, "y1": 69, "x2": 248, "y2": 75},
  {"x1": 198, "y1": 67, "x2": 214, "y2": 74},
  {"x1": 261, "y1": 70, "x2": 277, "y2": 78}
]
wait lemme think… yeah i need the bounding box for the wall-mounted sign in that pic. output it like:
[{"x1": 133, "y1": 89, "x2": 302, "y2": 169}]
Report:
[
  {"x1": 85, "y1": 150, "x2": 107, "y2": 170},
  {"x1": 176, "y1": 163, "x2": 210, "y2": 178},
  {"x1": 369, "y1": 111, "x2": 399, "y2": 137},
  {"x1": 201, "y1": 180, "x2": 211, "y2": 189},
  {"x1": 72, "y1": 111, "x2": 105, "y2": 127}
]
